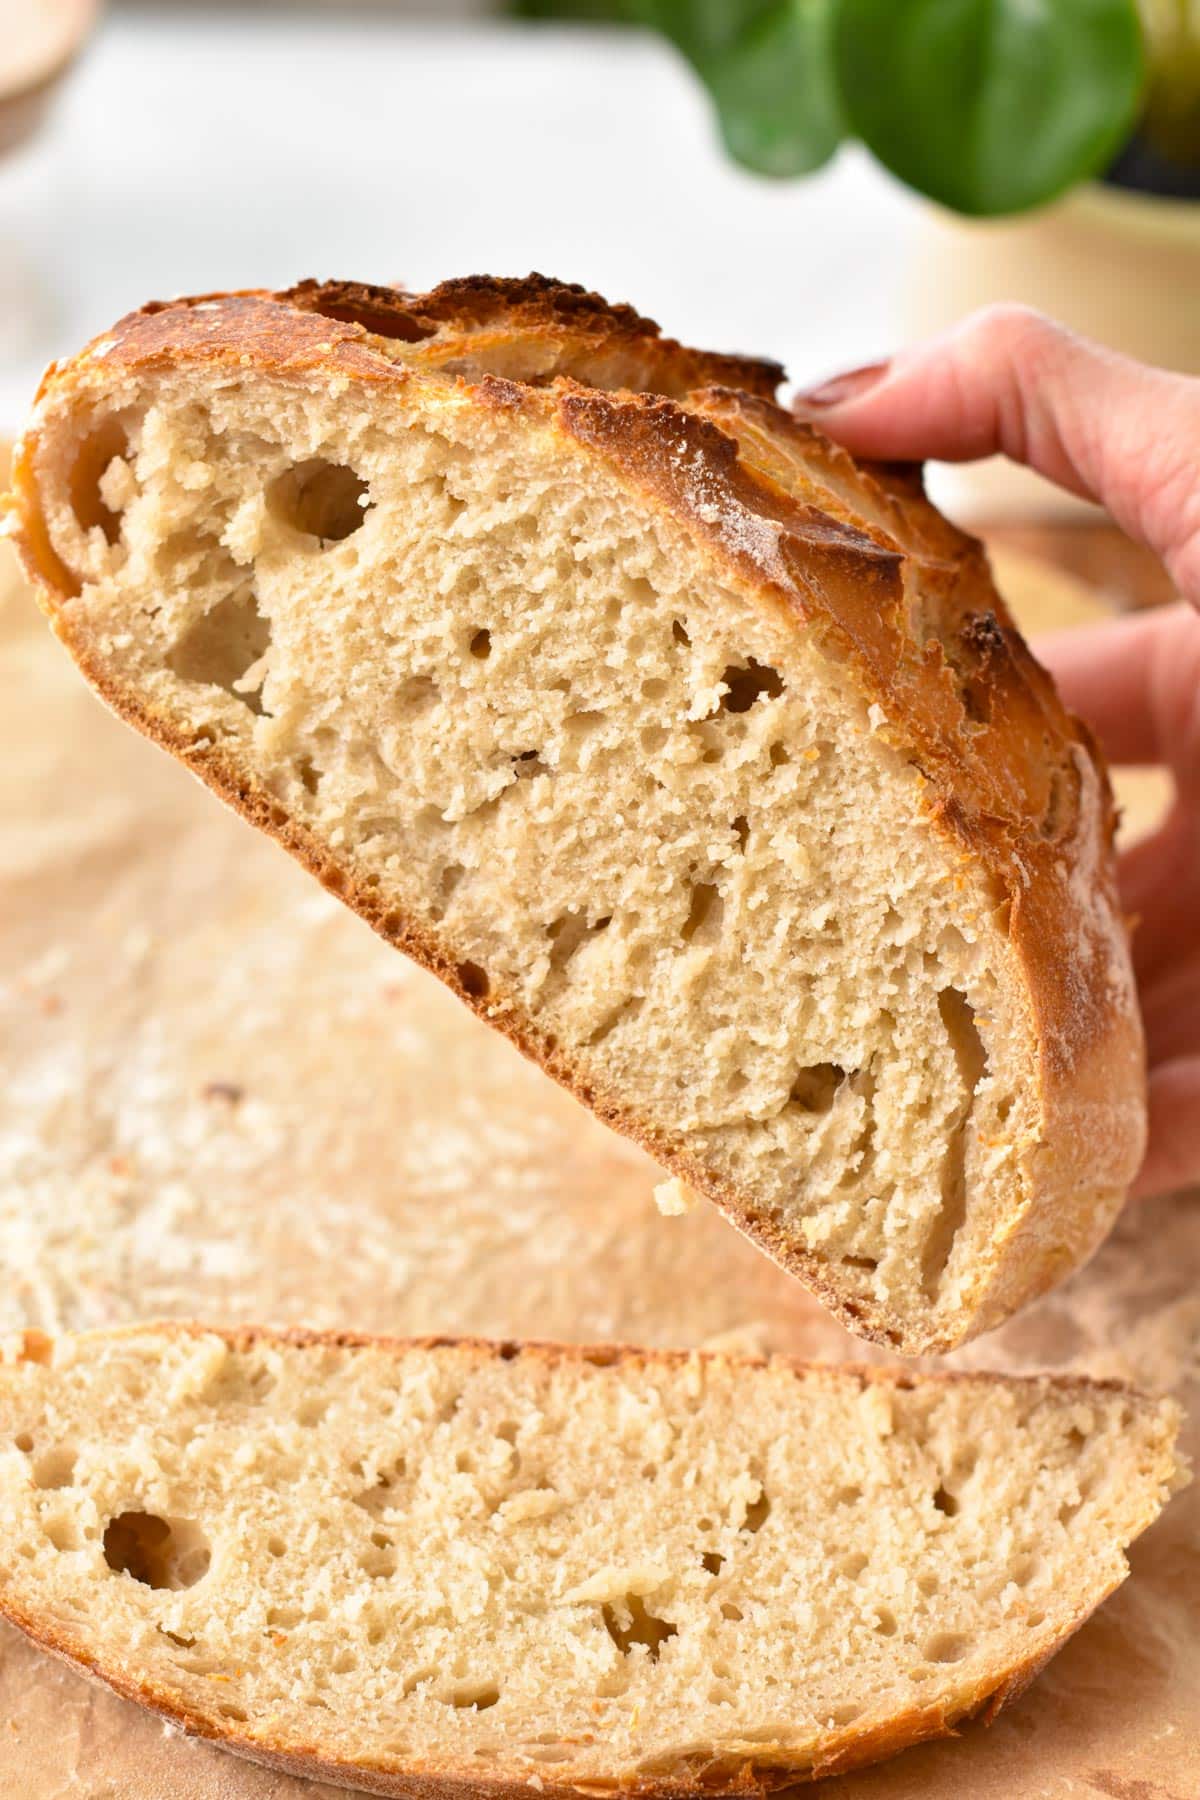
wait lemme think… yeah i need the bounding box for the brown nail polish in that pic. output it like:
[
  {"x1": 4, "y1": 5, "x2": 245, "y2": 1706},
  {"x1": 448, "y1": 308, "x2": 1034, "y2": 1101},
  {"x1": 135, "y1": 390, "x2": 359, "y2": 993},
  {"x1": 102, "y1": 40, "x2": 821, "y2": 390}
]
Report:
[{"x1": 794, "y1": 360, "x2": 891, "y2": 409}]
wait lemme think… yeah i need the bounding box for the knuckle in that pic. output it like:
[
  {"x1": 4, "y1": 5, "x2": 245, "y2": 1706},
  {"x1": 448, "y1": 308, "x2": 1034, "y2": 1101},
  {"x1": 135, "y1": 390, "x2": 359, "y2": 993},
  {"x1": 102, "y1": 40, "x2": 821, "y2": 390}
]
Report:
[{"x1": 956, "y1": 303, "x2": 1061, "y2": 365}]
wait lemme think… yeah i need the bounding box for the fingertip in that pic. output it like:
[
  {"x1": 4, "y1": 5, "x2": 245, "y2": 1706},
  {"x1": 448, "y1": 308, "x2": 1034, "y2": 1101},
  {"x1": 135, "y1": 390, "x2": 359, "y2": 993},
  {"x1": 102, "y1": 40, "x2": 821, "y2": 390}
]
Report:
[{"x1": 792, "y1": 360, "x2": 892, "y2": 413}]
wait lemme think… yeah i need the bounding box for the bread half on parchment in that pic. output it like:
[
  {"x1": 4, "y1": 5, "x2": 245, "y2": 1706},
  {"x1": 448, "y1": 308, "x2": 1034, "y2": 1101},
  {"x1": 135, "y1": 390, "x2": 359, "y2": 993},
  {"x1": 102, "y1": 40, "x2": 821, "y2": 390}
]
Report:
[
  {"x1": 0, "y1": 1327, "x2": 1183, "y2": 1796},
  {"x1": 6, "y1": 277, "x2": 1144, "y2": 1352}
]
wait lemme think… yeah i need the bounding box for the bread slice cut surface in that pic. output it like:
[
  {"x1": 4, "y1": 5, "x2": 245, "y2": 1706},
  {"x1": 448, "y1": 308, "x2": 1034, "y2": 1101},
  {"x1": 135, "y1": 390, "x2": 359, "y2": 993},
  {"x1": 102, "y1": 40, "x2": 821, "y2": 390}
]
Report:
[
  {"x1": 7, "y1": 276, "x2": 1145, "y2": 1351},
  {"x1": 0, "y1": 1327, "x2": 1183, "y2": 1798}
]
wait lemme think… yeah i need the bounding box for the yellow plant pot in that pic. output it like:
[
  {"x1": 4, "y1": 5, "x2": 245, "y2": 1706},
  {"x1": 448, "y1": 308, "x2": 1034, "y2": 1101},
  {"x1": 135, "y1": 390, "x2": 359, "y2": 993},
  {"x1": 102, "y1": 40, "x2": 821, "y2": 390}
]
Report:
[{"x1": 908, "y1": 182, "x2": 1200, "y2": 521}]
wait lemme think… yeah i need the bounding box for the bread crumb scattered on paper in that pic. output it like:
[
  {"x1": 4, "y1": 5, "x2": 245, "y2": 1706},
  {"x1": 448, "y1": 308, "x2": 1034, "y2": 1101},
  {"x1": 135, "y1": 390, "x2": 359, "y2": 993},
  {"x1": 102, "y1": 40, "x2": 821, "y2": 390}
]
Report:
[{"x1": 653, "y1": 1177, "x2": 700, "y2": 1217}]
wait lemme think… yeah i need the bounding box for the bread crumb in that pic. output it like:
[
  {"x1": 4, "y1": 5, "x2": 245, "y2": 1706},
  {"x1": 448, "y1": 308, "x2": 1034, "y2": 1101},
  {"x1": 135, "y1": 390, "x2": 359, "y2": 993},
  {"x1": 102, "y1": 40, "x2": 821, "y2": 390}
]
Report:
[
  {"x1": 564, "y1": 1564, "x2": 669, "y2": 1605},
  {"x1": 653, "y1": 1178, "x2": 700, "y2": 1218}
]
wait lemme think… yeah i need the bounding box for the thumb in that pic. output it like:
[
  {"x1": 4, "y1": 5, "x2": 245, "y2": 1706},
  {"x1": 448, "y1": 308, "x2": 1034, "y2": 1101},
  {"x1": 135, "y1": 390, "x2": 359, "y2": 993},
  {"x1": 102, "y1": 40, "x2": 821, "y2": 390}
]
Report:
[{"x1": 794, "y1": 305, "x2": 1200, "y2": 605}]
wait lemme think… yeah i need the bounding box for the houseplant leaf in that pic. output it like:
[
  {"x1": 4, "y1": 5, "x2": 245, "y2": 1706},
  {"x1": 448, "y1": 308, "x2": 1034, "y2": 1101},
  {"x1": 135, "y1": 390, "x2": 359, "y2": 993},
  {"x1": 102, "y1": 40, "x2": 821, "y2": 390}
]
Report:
[
  {"x1": 833, "y1": 0, "x2": 1146, "y2": 215},
  {"x1": 632, "y1": 1, "x2": 845, "y2": 177},
  {"x1": 701, "y1": 2, "x2": 845, "y2": 175}
]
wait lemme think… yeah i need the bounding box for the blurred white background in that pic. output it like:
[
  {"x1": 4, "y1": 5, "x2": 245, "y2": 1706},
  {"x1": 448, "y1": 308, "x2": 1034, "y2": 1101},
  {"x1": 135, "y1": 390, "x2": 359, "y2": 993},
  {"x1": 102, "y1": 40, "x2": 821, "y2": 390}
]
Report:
[{"x1": 0, "y1": 5, "x2": 924, "y2": 431}]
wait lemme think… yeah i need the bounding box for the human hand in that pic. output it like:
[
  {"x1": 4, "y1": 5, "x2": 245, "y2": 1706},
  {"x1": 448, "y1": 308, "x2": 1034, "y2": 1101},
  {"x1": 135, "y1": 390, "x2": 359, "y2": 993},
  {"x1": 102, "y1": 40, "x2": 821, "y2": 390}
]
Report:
[{"x1": 794, "y1": 306, "x2": 1200, "y2": 1200}]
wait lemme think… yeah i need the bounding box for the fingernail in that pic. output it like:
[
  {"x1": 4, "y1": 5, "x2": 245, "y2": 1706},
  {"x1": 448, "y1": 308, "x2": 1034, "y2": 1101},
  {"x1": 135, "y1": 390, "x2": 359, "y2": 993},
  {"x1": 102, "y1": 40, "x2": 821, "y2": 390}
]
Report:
[{"x1": 794, "y1": 360, "x2": 891, "y2": 409}]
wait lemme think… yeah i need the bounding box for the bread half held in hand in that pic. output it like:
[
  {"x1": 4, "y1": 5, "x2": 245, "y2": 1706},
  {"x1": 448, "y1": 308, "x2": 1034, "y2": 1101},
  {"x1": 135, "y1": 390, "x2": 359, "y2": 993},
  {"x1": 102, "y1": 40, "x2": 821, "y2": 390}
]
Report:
[
  {"x1": 7, "y1": 276, "x2": 1145, "y2": 1352},
  {"x1": 0, "y1": 1327, "x2": 1183, "y2": 1796}
]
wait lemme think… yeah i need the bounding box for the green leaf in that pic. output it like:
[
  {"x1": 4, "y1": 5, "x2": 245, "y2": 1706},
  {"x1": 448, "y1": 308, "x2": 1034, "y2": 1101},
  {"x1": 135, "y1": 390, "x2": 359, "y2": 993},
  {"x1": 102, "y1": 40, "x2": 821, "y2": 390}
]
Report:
[
  {"x1": 511, "y1": 1, "x2": 631, "y2": 17},
  {"x1": 633, "y1": 1, "x2": 845, "y2": 177},
  {"x1": 708, "y1": 2, "x2": 846, "y2": 175},
  {"x1": 833, "y1": 0, "x2": 1146, "y2": 216}
]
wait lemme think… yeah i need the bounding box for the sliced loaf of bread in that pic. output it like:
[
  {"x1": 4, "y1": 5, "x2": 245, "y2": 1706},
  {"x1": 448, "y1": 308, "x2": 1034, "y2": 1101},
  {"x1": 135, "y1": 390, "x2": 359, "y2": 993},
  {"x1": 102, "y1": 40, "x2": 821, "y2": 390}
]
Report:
[
  {"x1": 7, "y1": 277, "x2": 1145, "y2": 1351},
  {"x1": 0, "y1": 1327, "x2": 1182, "y2": 1795}
]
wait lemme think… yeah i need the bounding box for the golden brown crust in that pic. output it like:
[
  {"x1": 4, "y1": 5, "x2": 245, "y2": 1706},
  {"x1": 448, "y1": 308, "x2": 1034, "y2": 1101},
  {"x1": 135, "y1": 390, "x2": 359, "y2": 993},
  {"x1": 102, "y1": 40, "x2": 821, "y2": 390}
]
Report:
[
  {"x1": 0, "y1": 1325, "x2": 1174, "y2": 1800},
  {"x1": 6, "y1": 277, "x2": 1145, "y2": 1353},
  {"x1": 283, "y1": 273, "x2": 787, "y2": 398}
]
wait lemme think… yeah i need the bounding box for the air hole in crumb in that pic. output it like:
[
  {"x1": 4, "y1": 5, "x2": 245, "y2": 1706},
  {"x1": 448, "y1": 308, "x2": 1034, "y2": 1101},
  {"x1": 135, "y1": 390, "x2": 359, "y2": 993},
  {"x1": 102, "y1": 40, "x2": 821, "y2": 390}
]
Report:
[
  {"x1": 158, "y1": 1627, "x2": 196, "y2": 1648},
  {"x1": 469, "y1": 629, "x2": 492, "y2": 660},
  {"x1": 457, "y1": 961, "x2": 490, "y2": 999},
  {"x1": 359, "y1": 1545, "x2": 397, "y2": 1579},
  {"x1": 103, "y1": 1512, "x2": 210, "y2": 1590},
  {"x1": 297, "y1": 1398, "x2": 328, "y2": 1428},
  {"x1": 496, "y1": 1422, "x2": 519, "y2": 1444},
  {"x1": 168, "y1": 589, "x2": 271, "y2": 715},
  {"x1": 836, "y1": 1485, "x2": 862, "y2": 1507},
  {"x1": 841, "y1": 1254, "x2": 879, "y2": 1274},
  {"x1": 267, "y1": 1535, "x2": 287, "y2": 1558},
  {"x1": 45, "y1": 1516, "x2": 81, "y2": 1552},
  {"x1": 397, "y1": 676, "x2": 440, "y2": 720},
  {"x1": 917, "y1": 1572, "x2": 939, "y2": 1597},
  {"x1": 1027, "y1": 1609, "x2": 1046, "y2": 1629},
  {"x1": 921, "y1": 986, "x2": 988, "y2": 1295},
  {"x1": 932, "y1": 1485, "x2": 959, "y2": 1519},
  {"x1": 548, "y1": 910, "x2": 608, "y2": 971},
  {"x1": 701, "y1": 1552, "x2": 724, "y2": 1576},
  {"x1": 788, "y1": 1063, "x2": 846, "y2": 1114},
  {"x1": 731, "y1": 815, "x2": 749, "y2": 852},
  {"x1": 642, "y1": 677, "x2": 668, "y2": 701},
  {"x1": 14, "y1": 1432, "x2": 33, "y2": 1453},
  {"x1": 217, "y1": 1703, "x2": 249, "y2": 1722},
  {"x1": 641, "y1": 1463, "x2": 657, "y2": 1480},
  {"x1": 587, "y1": 993, "x2": 643, "y2": 1046},
  {"x1": 672, "y1": 619, "x2": 691, "y2": 647},
  {"x1": 831, "y1": 1702, "x2": 864, "y2": 1727},
  {"x1": 681, "y1": 882, "x2": 723, "y2": 944},
  {"x1": 440, "y1": 863, "x2": 466, "y2": 905},
  {"x1": 769, "y1": 742, "x2": 790, "y2": 767},
  {"x1": 741, "y1": 1489, "x2": 770, "y2": 1534},
  {"x1": 561, "y1": 705, "x2": 600, "y2": 741},
  {"x1": 448, "y1": 1682, "x2": 500, "y2": 1711},
  {"x1": 720, "y1": 1602, "x2": 743, "y2": 1622},
  {"x1": 718, "y1": 659, "x2": 784, "y2": 714},
  {"x1": 267, "y1": 459, "x2": 370, "y2": 543},
  {"x1": 924, "y1": 1632, "x2": 967, "y2": 1664},
  {"x1": 31, "y1": 1447, "x2": 76, "y2": 1490},
  {"x1": 873, "y1": 1606, "x2": 897, "y2": 1637},
  {"x1": 354, "y1": 1467, "x2": 402, "y2": 1515},
  {"x1": 69, "y1": 415, "x2": 130, "y2": 544},
  {"x1": 840, "y1": 1552, "x2": 868, "y2": 1580},
  {"x1": 298, "y1": 757, "x2": 321, "y2": 796},
  {"x1": 602, "y1": 1595, "x2": 677, "y2": 1662}
]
